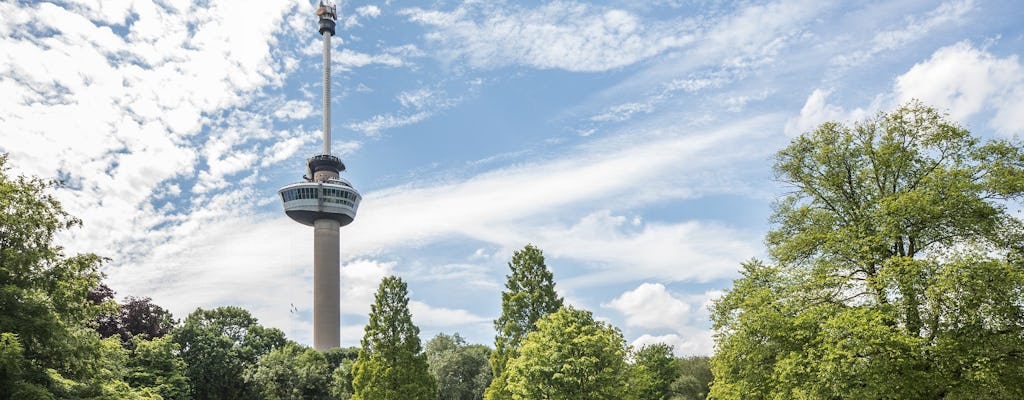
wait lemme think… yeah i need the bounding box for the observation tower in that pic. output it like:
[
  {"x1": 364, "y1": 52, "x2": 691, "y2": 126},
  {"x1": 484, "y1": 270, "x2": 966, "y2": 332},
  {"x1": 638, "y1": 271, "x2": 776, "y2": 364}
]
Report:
[{"x1": 279, "y1": 1, "x2": 361, "y2": 350}]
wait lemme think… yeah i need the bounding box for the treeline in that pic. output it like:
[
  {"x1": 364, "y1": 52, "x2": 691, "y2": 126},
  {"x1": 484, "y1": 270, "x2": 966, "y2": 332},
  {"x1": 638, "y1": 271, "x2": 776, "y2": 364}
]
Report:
[{"x1": 0, "y1": 154, "x2": 710, "y2": 400}]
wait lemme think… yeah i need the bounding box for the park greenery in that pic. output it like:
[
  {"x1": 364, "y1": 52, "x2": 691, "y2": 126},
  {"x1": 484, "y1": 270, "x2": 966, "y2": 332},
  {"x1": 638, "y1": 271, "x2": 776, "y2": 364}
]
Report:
[{"x1": 2, "y1": 102, "x2": 1021, "y2": 399}]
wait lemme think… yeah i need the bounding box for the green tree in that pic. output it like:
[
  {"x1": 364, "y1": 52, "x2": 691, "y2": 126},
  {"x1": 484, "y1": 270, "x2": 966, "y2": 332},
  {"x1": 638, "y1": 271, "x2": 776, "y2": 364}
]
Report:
[
  {"x1": 710, "y1": 103, "x2": 1024, "y2": 399},
  {"x1": 0, "y1": 154, "x2": 149, "y2": 398},
  {"x1": 173, "y1": 306, "x2": 286, "y2": 400},
  {"x1": 351, "y1": 276, "x2": 436, "y2": 400},
  {"x1": 245, "y1": 342, "x2": 332, "y2": 400},
  {"x1": 485, "y1": 244, "x2": 563, "y2": 400},
  {"x1": 425, "y1": 333, "x2": 492, "y2": 400},
  {"x1": 669, "y1": 356, "x2": 711, "y2": 400},
  {"x1": 626, "y1": 343, "x2": 680, "y2": 400},
  {"x1": 126, "y1": 335, "x2": 190, "y2": 400},
  {"x1": 322, "y1": 347, "x2": 359, "y2": 400},
  {"x1": 504, "y1": 306, "x2": 628, "y2": 400}
]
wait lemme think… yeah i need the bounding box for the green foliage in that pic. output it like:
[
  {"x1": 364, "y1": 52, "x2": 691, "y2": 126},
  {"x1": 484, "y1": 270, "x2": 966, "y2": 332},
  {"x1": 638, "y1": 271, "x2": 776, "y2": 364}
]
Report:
[
  {"x1": 485, "y1": 244, "x2": 563, "y2": 400},
  {"x1": 323, "y1": 347, "x2": 359, "y2": 399},
  {"x1": 669, "y1": 356, "x2": 711, "y2": 400},
  {"x1": 173, "y1": 306, "x2": 286, "y2": 400},
  {"x1": 351, "y1": 276, "x2": 436, "y2": 400},
  {"x1": 0, "y1": 154, "x2": 141, "y2": 399},
  {"x1": 245, "y1": 342, "x2": 332, "y2": 400},
  {"x1": 425, "y1": 333, "x2": 493, "y2": 400},
  {"x1": 626, "y1": 343, "x2": 680, "y2": 400},
  {"x1": 710, "y1": 103, "x2": 1024, "y2": 399},
  {"x1": 126, "y1": 336, "x2": 190, "y2": 400},
  {"x1": 504, "y1": 306, "x2": 628, "y2": 400}
]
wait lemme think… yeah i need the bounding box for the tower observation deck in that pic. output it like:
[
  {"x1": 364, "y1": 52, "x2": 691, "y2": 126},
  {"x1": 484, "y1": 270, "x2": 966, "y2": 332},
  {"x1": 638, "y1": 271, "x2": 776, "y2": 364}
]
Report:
[{"x1": 278, "y1": 1, "x2": 360, "y2": 350}]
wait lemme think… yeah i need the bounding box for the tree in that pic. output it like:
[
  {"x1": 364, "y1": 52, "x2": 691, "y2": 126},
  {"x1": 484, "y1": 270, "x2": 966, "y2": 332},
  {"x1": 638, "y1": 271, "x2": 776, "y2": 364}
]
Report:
[
  {"x1": 626, "y1": 343, "x2": 680, "y2": 400},
  {"x1": 425, "y1": 333, "x2": 492, "y2": 400},
  {"x1": 710, "y1": 103, "x2": 1024, "y2": 399},
  {"x1": 245, "y1": 342, "x2": 332, "y2": 400},
  {"x1": 351, "y1": 276, "x2": 436, "y2": 400},
  {"x1": 126, "y1": 335, "x2": 190, "y2": 400},
  {"x1": 0, "y1": 154, "x2": 145, "y2": 398},
  {"x1": 95, "y1": 294, "x2": 176, "y2": 346},
  {"x1": 323, "y1": 347, "x2": 359, "y2": 400},
  {"x1": 173, "y1": 306, "x2": 287, "y2": 400},
  {"x1": 669, "y1": 356, "x2": 711, "y2": 400},
  {"x1": 485, "y1": 244, "x2": 563, "y2": 400},
  {"x1": 504, "y1": 306, "x2": 628, "y2": 400}
]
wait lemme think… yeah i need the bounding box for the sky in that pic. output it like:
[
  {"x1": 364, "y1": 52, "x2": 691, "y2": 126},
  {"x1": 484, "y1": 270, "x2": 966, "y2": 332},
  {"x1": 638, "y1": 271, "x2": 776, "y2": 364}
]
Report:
[{"x1": 2, "y1": 0, "x2": 1023, "y2": 355}]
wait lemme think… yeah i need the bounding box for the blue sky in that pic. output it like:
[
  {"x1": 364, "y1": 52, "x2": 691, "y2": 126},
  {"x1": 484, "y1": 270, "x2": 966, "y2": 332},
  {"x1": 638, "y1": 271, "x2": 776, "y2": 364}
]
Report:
[{"x1": 2, "y1": 0, "x2": 1023, "y2": 355}]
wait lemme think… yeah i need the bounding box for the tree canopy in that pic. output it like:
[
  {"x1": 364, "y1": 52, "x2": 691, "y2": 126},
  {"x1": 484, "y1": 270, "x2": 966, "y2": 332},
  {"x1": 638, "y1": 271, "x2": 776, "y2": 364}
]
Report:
[
  {"x1": 425, "y1": 333, "x2": 492, "y2": 400},
  {"x1": 710, "y1": 102, "x2": 1024, "y2": 399},
  {"x1": 351, "y1": 276, "x2": 436, "y2": 400},
  {"x1": 485, "y1": 244, "x2": 563, "y2": 400},
  {"x1": 504, "y1": 306, "x2": 628, "y2": 400},
  {"x1": 173, "y1": 306, "x2": 287, "y2": 400}
]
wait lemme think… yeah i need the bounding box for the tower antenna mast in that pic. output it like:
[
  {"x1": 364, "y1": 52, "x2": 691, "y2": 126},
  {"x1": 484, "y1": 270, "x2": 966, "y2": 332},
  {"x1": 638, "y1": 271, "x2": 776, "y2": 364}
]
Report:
[{"x1": 316, "y1": 1, "x2": 336, "y2": 155}]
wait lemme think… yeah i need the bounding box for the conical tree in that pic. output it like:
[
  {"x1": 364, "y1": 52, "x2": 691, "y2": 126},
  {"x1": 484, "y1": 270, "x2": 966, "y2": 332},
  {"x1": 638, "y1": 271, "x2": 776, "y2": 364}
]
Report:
[
  {"x1": 485, "y1": 244, "x2": 564, "y2": 400},
  {"x1": 351, "y1": 276, "x2": 436, "y2": 400}
]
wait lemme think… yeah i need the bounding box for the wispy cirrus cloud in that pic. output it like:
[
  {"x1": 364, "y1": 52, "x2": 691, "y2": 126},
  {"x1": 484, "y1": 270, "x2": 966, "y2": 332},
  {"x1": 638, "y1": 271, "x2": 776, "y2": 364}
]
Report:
[{"x1": 401, "y1": 1, "x2": 699, "y2": 72}]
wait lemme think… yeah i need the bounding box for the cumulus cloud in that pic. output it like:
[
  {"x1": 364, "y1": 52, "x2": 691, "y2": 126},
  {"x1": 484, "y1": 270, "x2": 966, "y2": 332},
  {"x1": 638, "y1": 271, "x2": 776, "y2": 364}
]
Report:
[
  {"x1": 608, "y1": 285, "x2": 723, "y2": 355},
  {"x1": 604, "y1": 283, "x2": 691, "y2": 331},
  {"x1": 789, "y1": 42, "x2": 1024, "y2": 137},
  {"x1": 895, "y1": 41, "x2": 1024, "y2": 135},
  {"x1": 784, "y1": 89, "x2": 879, "y2": 135}
]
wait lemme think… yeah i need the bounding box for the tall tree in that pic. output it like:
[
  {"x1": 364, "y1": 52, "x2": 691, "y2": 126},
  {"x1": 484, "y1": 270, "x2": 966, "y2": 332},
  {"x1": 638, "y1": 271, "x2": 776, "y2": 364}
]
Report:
[
  {"x1": 626, "y1": 343, "x2": 680, "y2": 400},
  {"x1": 245, "y1": 342, "x2": 332, "y2": 400},
  {"x1": 173, "y1": 306, "x2": 286, "y2": 400},
  {"x1": 504, "y1": 306, "x2": 628, "y2": 400},
  {"x1": 485, "y1": 244, "x2": 563, "y2": 400},
  {"x1": 425, "y1": 333, "x2": 493, "y2": 400},
  {"x1": 710, "y1": 103, "x2": 1024, "y2": 399},
  {"x1": 351, "y1": 276, "x2": 436, "y2": 400}
]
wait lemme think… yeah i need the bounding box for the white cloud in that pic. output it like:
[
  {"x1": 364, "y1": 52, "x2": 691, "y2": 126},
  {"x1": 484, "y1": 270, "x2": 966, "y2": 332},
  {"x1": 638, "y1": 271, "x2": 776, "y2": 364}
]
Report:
[
  {"x1": 0, "y1": 0, "x2": 304, "y2": 258},
  {"x1": 274, "y1": 100, "x2": 315, "y2": 120},
  {"x1": 590, "y1": 102, "x2": 655, "y2": 122},
  {"x1": 604, "y1": 283, "x2": 690, "y2": 331},
  {"x1": 833, "y1": 0, "x2": 976, "y2": 68},
  {"x1": 410, "y1": 301, "x2": 490, "y2": 328},
  {"x1": 348, "y1": 111, "x2": 432, "y2": 136},
  {"x1": 784, "y1": 89, "x2": 880, "y2": 136},
  {"x1": 895, "y1": 41, "x2": 1024, "y2": 135},
  {"x1": 356, "y1": 5, "x2": 382, "y2": 18},
  {"x1": 402, "y1": 2, "x2": 697, "y2": 72},
  {"x1": 632, "y1": 331, "x2": 715, "y2": 356},
  {"x1": 341, "y1": 259, "x2": 396, "y2": 317},
  {"x1": 790, "y1": 42, "x2": 1024, "y2": 137}
]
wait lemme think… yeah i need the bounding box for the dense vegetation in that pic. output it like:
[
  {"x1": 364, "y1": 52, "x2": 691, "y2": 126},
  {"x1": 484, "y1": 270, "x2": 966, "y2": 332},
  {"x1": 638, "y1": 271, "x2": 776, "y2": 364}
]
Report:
[
  {"x1": 0, "y1": 154, "x2": 709, "y2": 399},
  {"x1": 710, "y1": 103, "x2": 1024, "y2": 399},
  {"x1": 6, "y1": 102, "x2": 1013, "y2": 399}
]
